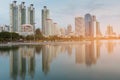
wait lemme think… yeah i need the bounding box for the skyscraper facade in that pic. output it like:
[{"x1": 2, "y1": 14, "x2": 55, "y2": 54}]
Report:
[
  {"x1": 96, "y1": 21, "x2": 102, "y2": 37},
  {"x1": 67, "y1": 24, "x2": 72, "y2": 35},
  {"x1": 46, "y1": 19, "x2": 53, "y2": 36},
  {"x1": 75, "y1": 17, "x2": 85, "y2": 36},
  {"x1": 93, "y1": 15, "x2": 97, "y2": 37},
  {"x1": 85, "y1": 14, "x2": 94, "y2": 37},
  {"x1": 10, "y1": 1, "x2": 18, "y2": 32},
  {"x1": 28, "y1": 4, "x2": 35, "y2": 32},
  {"x1": 18, "y1": 2, "x2": 26, "y2": 32},
  {"x1": 53, "y1": 23, "x2": 61, "y2": 36},
  {"x1": 106, "y1": 25, "x2": 114, "y2": 37},
  {"x1": 42, "y1": 6, "x2": 50, "y2": 36},
  {"x1": 53, "y1": 23, "x2": 57, "y2": 35},
  {"x1": 92, "y1": 15, "x2": 102, "y2": 37}
]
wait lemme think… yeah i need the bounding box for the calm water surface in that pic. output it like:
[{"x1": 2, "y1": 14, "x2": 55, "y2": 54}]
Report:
[{"x1": 0, "y1": 40, "x2": 120, "y2": 80}]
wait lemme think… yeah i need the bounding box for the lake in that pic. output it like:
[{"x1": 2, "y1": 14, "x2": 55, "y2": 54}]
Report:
[{"x1": 0, "y1": 40, "x2": 120, "y2": 80}]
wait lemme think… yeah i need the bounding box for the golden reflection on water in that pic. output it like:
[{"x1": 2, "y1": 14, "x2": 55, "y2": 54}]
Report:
[{"x1": 106, "y1": 41, "x2": 116, "y2": 54}]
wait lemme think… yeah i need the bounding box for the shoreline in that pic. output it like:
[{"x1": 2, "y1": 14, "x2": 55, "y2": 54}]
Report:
[
  {"x1": 0, "y1": 39, "x2": 119, "y2": 47},
  {"x1": 0, "y1": 41, "x2": 88, "y2": 47}
]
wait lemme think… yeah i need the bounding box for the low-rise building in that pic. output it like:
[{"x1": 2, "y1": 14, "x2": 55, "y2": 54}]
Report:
[{"x1": 19, "y1": 24, "x2": 34, "y2": 36}]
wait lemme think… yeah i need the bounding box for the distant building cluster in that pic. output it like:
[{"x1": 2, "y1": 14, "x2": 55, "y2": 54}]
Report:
[
  {"x1": 9, "y1": 1, "x2": 35, "y2": 36},
  {"x1": 42, "y1": 6, "x2": 103, "y2": 38},
  {"x1": 0, "y1": 25, "x2": 10, "y2": 32},
  {"x1": 42, "y1": 6, "x2": 61, "y2": 37},
  {"x1": 106, "y1": 25, "x2": 116, "y2": 37},
  {"x1": 0, "y1": 1, "x2": 117, "y2": 38},
  {"x1": 69, "y1": 14, "x2": 102, "y2": 38}
]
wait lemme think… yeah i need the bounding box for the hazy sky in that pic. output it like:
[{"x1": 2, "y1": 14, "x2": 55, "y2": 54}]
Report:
[{"x1": 0, "y1": 0, "x2": 120, "y2": 34}]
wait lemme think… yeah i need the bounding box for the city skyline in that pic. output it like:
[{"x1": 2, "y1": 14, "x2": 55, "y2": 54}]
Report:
[{"x1": 0, "y1": 0, "x2": 120, "y2": 34}]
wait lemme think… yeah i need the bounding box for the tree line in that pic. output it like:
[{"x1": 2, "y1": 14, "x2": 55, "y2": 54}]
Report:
[
  {"x1": 1, "y1": 28, "x2": 118, "y2": 43},
  {"x1": 0, "y1": 28, "x2": 44, "y2": 43}
]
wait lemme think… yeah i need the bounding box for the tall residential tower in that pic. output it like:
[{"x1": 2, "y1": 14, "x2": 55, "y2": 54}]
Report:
[
  {"x1": 85, "y1": 14, "x2": 94, "y2": 37},
  {"x1": 28, "y1": 4, "x2": 35, "y2": 32},
  {"x1": 75, "y1": 17, "x2": 85, "y2": 36},
  {"x1": 42, "y1": 6, "x2": 50, "y2": 36},
  {"x1": 10, "y1": 1, "x2": 18, "y2": 32},
  {"x1": 18, "y1": 2, "x2": 26, "y2": 32}
]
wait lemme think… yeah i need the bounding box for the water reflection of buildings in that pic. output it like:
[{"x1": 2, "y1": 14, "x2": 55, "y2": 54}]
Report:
[
  {"x1": 106, "y1": 41, "x2": 116, "y2": 54},
  {"x1": 10, "y1": 49, "x2": 19, "y2": 80},
  {"x1": 66, "y1": 45, "x2": 73, "y2": 56},
  {"x1": 75, "y1": 44, "x2": 85, "y2": 64},
  {"x1": 42, "y1": 45, "x2": 61, "y2": 75},
  {"x1": 41, "y1": 41, "x2": 102, "y2": 74},
  {"x1": 9, "y1": 41, "x2": 103, "y2": 78},
  {"x1": 75, "y1": 41, "x2": 101, "y2": 66},
  {"x1": 10, "y1": 46, "x2": 35, "y2": 80},
  {"x1": 85, "y1": 41, "x2": 96, "y2": 66}
]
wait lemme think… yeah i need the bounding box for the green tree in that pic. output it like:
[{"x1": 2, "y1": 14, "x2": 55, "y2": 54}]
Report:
[
  {"x1": 35, "y1": 28, "x2": 44, "y2": 40},
  {"x1": 0, "y1": 32, "x2": 20, "y2": 42},
  {"x1": 26, "y1": 35, "x2": 34, "y2": 41},
  {"x1": 11, "y1": 32, "x2": 20, "y2": 40},
  {"x1": 0, "y1": 32, "x2": 11, "y2": 42}
]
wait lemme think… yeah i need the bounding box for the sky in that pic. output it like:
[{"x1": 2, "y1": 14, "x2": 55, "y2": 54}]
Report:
[{"x1": 0, "y1": 0, "x2": 120, "y2": 35}]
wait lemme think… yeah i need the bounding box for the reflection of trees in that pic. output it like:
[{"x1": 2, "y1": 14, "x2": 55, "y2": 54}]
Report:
[
  {"x1": 35, "y1": 46, "x2": 42, "y2": 54},
  {"x1": 0, "y1": 46, "x2": 19, "y2": 55}
]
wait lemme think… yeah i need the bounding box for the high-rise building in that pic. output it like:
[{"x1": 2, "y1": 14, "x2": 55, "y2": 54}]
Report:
[
  {"x1": 46, "y1": 19, "x2": 53, "y2": 36},
  {"x1": 10, "y1": 1, "x2": 18, "y2": 32},
  {"x1": 42, "y1": 6, "x2": 50, "y2": 36},
  {"x1": 10, "y1": 1, "x2": 35, "y2": 36},
  {"x1": 85, "y1": 14, "x2": 94, "y2": 37},
  {"x1": 28, "y1": 4, "x2": 35, "y2": 32},
  {"x1": 92, "y1": 16, "x2": 102, "y2": 37},
  {"x1": 96, "y1": 21, "x2": 102, "y2": 37},
  {"x1": 67, "y1": 24, "x2": 72, "y2": 35},
  {"x1": 92, "y1": 15, "x2": 96, "y2": 21},
  {"x1": 75, "y1": 17, "x2": 85, "y2": 36},
  {"x1": 60, "y1": 28, "x2": 66, "y2": 35},
  {"x1": 106, "y1": 25, "x2": 115, "y2": 37},
  {"x1": 53, "y1": 23, "x2": 61, "y2": 36},
  {"x1": 53, "y1": 23, "x2": 57, "y2": 35},
  {"x1": 18, "y1": 2, "x2": 26, "y2": 32}
]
